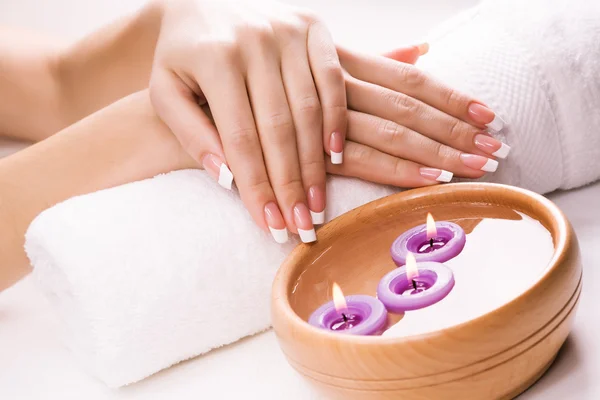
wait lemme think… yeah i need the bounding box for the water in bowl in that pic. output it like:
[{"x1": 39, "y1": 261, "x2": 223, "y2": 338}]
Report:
[{"x1": 382, "y1": 211, "x2": 554, "y2": 338}]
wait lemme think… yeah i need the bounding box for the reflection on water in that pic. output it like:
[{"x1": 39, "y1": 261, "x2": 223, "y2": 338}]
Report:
[{"x1": 382, "y1": 212, "x2": 553, "y2": 338}]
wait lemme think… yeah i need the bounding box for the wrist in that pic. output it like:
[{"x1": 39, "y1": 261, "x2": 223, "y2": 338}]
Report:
[
  {"x1": 143, "y1": 0, "x2": 167, "y2": 26},
  {"x1": 53, "y1": 0, "x2": 166, "y2": 127},
  {"x1": 128, "y1": 90, "x2": 197, "y2": 174}
]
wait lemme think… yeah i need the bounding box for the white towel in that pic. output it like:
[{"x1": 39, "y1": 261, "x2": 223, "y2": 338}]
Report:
[
  {"x1": 418, "y1": 0, "x2": 600, "y2": 193},
  {"x1": 26, "y1": 171, "x2": 394, "y2": 387},
  {"x1": 25, "y1": 0, "x2": 600, "y2": 388}
]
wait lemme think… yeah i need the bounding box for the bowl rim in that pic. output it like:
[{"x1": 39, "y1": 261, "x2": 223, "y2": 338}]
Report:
[{"x1": 272, "y1": 182, "x2": 578, "y2": 348}]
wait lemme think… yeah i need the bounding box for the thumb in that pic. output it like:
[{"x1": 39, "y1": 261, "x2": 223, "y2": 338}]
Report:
[
  {"x1": 383, "y1": 43, "x2": 429, "y2": 65},
  {"x1": 150, "y1": 67, "x2": 234, "y2": 190}
]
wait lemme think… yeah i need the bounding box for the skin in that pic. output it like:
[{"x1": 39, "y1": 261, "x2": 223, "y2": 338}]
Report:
[
  {"x1": 12, "y1": 1, "x2": 495, "y2": 229},
  {"x1": 0, "y1": 0, "x2": 502, "y2": 289}
]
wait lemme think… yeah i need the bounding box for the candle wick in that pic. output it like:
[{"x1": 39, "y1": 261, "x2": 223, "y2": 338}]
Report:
[
  {"x1": 412, "y1": 280, "x2": 417, "y2": 290},
  {"x1": 429, "y1": 238, "x2": 434, "y2": 248},
  {"x1": 342, "y1": 313, "x2": 348, "y2": 323}
]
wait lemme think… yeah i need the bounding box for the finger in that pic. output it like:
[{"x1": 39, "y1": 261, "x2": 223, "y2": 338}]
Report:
[
  {"x1": 197, "y1": 62, "x2": 289, "y2": 242},
  {"x1": 325, "y1": 141, "x2": 446, "y2": 188},
  {"x1": 346, "y1": 110, "x2": 488, "y2": 179},
  {"x1": 149, "y1": 67, "x2": 233, "y2": 189},
  {"x1": 307, "y1": 19, "x2": 347, "y2": 164},
  {"x1": 346, "y1": 77, "x2": 506, "y2": 161},
  {"x1": 382, "y1": 43, "x2": 429, "y2": 64},
  {"x1": 277, "y1": 22, "x2": 327, "y2": 224},
  {"x1": 245, "y1": 29, "x2": 316, "y2": 242},
  {"x1": 337, "y1": 48, "x2": 506, "y2": 131}
]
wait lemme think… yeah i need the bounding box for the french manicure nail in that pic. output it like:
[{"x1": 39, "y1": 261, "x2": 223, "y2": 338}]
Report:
[
  {"x1": 307, "y1": 186, "x2": 325, "y2": 225},
  {"x1": 202, "y1": 154, "x2": 233, "y2": 190},
  {"x1": 330, "y1": 132, "x2": 343, "y2": 164},
  {"x1": 460, "y1": 153, "x2": 499, "y2": 172},
  {"x1": 264, "y1": 202, "x2": 288, "y2": 244},
  {"x1": 293, "y1": 203, "x2": 316, "y2": 243},
  {"x1": 419, "y1": 168, "x2": 453, "y2": 182},
  {"x1": 468, "y1": 103, "x2": 505, "y2": 132},
  {"x1": 474, "y1": 134, "x2": 511, "y2": 159},
  {"x1": 417, "y1": 42, "x2": 429, "y2": 56}
]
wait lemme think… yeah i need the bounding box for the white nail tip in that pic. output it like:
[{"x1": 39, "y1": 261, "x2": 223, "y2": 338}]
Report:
[
  {"x1": 269, "y1": 227, "x2": 289, "y2": 244},
  {"x1": 486, "y1": 114, "x2": 506, "y2": 132},
  {"x1": 481, "y1": 158, "x2": 499, "y2": 172},
  {"x1": 436, "y1": 170, "x2": 453, "y2": 182},
  {"x1": 331, "y1": 151, "x2": 343, "y2": 165},
  {"x1": 310, "y1": 210, "x2": 325, "y2": 225},
  {"x1": 218, "y1": 164, "x2": 234, "y2": 190},
  {"x1": 298, "y1": 228, "x2": 317, "y2": 243},
  {"x1": 492, "y1": 142, "x2": 511, "y2": 159}
]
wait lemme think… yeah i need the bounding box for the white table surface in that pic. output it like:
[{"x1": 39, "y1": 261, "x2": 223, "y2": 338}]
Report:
[{"x1": 1, "y1": 0, "x2": 598, "y2": 399}]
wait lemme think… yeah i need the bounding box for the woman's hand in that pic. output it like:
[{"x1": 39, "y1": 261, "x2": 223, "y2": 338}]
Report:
[
  {"x1": 150, "y1": 0, "x2": 346, "y2": 243},
  {"x1": 326, "y1": 47, "x2": 510, "y2": 187},
  {"x1": 149, "y1": 0, "x2": 510, "y2": 244}
]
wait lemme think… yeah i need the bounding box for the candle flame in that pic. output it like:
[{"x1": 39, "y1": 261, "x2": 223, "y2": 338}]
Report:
[
  {"x1": 426, "y1": 213, "x2": 437, "y2": 240},
  {"x1": 332, "y1": 283, "x2": 348, "y2": 313},
  {"x1": 406, "y1": 252, "x2": 420, "y2": 281}
]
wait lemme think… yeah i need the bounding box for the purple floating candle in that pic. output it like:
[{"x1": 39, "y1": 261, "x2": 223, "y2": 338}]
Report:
[
  {"x1": 309, "y1": 283, "x2": 388, "y2": 335},
  {"x1": 391, "y1": 213, "x2": 465, "y2": 266},
  {"x1": 377, "y1": 253, "x2": 454, "y2": 312}
]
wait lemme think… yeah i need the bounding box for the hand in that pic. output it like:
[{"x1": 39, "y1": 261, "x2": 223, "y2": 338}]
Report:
[
  {"x1": 150, "y1": 0, "x2": 347, "y2": 243},
  {"x1": 327, "y1": 47, "x2": 510, "y2": 187}
]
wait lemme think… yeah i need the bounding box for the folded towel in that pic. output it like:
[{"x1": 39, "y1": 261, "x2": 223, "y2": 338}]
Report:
[
  {"x1": 418, "y1": 0, "x2": 600, "y2": 193},
  {"x1": 26, "y1": 0, "x2": 600, "y2": 388}
]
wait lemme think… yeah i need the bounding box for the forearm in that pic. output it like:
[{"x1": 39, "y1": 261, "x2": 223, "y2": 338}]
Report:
[
  {"x1": 55, "y1": 1, "x2": 163, "y2": 126},
  {"x1": 0, "y1": 27, "x2": 66, "y2": 141},
  {"x1": 0, "y1": 1, "x2": 163, "y2": 142},
  {"x1": 0, "y1": 90, "x2": 194, "y2": 290}
]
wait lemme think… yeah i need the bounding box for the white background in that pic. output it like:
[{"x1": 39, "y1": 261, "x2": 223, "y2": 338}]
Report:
[{"x1": 1, "y1": 0, "x2": 599, "y2": 399}]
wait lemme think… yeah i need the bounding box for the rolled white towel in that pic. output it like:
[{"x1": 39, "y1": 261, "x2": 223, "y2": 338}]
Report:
[
  {"x1": 26, "y1": 170, "x2": 394, "y2": 387},
  {"x1": 25, "y1": 0, "x2": 600, "y2": 388}
]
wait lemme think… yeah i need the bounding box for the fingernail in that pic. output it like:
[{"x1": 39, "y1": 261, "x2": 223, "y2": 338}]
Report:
[
  {"x1": 307, "y1": 186, "x2": 325, "y2": 225},
  {"x1": 202, "y1": 154, "x2": 233, "y2": 190},
  {"x1": 264, "y1": 202, "x2": 288, "y2": 244},
  {"x1": 419, "y1": 168, "x2": 453, "y2": 183},
  {"x1": 293, "y1": 203, "x2": 316, "y2": 243},
  {"x1": 417, "y1": 42, "x2": 429, "y2": 56},
  {"x1": 460, "y1": 153, "x2": 499, "y2": 172},
  {"x1": 474, "y1": 134, "x2": 511, "y2": 159},
  {"x1": 468, "y1": 103, "x2": 505, "y2": 132},
  {"x1": 330, "y1": 132, "x2": 343, "y2": 164}
]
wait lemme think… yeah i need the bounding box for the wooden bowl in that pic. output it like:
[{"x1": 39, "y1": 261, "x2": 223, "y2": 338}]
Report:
[{"x1": 271, "y1": 183, "x2": 581, "y2": 400}]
